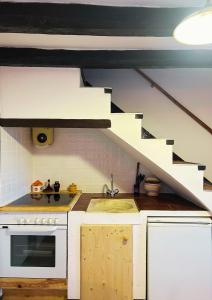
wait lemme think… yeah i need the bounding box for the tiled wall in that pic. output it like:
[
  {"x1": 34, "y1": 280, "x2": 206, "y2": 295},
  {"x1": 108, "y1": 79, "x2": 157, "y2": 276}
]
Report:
[
  {"x1": 0, "y1": 127, "x2": 173, "y2": 206},
  {"x1": 32, "y1": 128, "x2": 172, "y2": 193},
  {"x1": 0, "y1": 127, "x2": 33, "y2": 206},
  {"x1": 32, "y1": 128, "x2": 142, "y2": 193},
  {"x1": 33, "y1": 129, "x2": 148, "y2": 192}
]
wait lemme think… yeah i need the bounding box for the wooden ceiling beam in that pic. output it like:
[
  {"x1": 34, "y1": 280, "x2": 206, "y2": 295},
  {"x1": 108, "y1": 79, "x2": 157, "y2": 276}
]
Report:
[
  {"x1": 0, "y1": 2, "x2": 197, "y2": 37},
  {"x1": 1, "y1": 48, "x2": 212, "y2": 68},
  {"x1": 0, "y1": 118, "x2": 111, "y2": 128}
]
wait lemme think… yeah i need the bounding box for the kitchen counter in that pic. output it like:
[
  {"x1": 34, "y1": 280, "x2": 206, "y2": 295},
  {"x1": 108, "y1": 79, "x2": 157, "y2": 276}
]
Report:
[
  {"x1": 0, "y1": 191, "x2": 81, "y2": 212},
  {"x1": 0, "y1": 192, "x2": 207, "y2": 213},
  {"x1": 72, "y1": 193, "x2": 206, "y2": 212}
]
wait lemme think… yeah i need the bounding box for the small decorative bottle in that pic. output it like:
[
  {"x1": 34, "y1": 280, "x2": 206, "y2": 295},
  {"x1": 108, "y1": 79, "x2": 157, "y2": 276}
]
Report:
[
  {"x1": 54, "y1": 181, "x2": 60, "y2": 193},
  {"x1": 43, "y1": 179, "x2": 53, "y2": 193}
]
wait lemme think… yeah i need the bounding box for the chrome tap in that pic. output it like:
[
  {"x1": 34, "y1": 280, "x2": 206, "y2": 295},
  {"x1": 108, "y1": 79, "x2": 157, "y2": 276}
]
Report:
[{"x1": 106, "y1": 174, "x2": 119, "y2": 197}]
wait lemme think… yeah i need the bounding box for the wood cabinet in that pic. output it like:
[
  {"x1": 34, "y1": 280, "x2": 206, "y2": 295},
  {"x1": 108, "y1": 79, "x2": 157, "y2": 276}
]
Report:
[
  {"x1": 0, "y1": 278, "x2": 67, "y2": 300},
  {"x1": 2, "y1": 289, "x2": 66, "y2": 300},
  {"x1": 80, "y1": 224, "x2": 133, "y2": 300}
]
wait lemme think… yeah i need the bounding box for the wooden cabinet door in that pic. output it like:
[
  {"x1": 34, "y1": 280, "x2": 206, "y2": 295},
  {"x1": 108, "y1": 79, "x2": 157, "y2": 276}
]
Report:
[{"x1": 81, "y1": 224, "x2": 133, "y2": 300}]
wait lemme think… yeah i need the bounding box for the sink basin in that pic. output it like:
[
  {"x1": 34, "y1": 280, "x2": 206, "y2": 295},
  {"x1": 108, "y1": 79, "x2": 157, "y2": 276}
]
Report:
[{"x1": 87, "y1": 198, "x2": 139, "y2": 213}]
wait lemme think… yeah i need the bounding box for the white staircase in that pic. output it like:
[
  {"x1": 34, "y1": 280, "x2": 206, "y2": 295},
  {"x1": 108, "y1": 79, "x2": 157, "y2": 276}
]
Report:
[{"x1": 102, "y1": 113, "x2": 212, "y2": 212}]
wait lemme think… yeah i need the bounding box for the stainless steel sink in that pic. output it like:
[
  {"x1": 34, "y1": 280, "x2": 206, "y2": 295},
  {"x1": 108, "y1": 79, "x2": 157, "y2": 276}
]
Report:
[{"x1": 86, "y1": 198, "x2": 139, "y2": 213}]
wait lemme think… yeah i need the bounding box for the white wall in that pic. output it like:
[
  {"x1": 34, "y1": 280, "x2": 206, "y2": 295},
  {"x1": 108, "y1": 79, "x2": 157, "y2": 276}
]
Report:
[
  {"x1": 145, "y1": 69, "x2": 212, "y2": 128},
  {"x1": 0, "y1": 127, "x2": 156, "y2": 205},
  {"x1": 0, "y1": 67, "x2": 80, "y2": 118},
  {"x1": 0, "y1": 67, "x2": 110, "y2": 119},
  {"x1": 85, "y1": 69, "x2": 212, "y2": 182},
  {"x1": 32, "y1": 128, "x2": 145, "y2": 192},
  {"x1": 0, "y1": 67, "x2": 174, "y2": 206},
  {"x1": 0, "y1": 122, "x2": 174, "y2": 208},
  {"x1": 0, "y1": 127, "x2": 33, "y2": 206},
  {"x1": 32, "y1": 128, "x2": 172, "y2": 193}
]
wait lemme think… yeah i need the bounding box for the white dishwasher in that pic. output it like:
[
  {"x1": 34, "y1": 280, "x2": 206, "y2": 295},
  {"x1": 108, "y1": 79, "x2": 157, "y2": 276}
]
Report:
[{"x1": 147, "y1": 217, "x2": 212, "y2": 300}]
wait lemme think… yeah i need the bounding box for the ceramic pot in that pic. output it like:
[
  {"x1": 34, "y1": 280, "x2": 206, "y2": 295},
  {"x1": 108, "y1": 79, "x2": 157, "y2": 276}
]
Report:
[{"x1": 144, "y1": 177, "x2": 161, "y2": 197}]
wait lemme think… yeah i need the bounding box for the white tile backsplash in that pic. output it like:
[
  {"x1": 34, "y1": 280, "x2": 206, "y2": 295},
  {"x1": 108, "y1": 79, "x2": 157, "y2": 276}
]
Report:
[
  {"x1": 32, "y1": 128, "x2": 149, "y2": 193},
  {"x1": 0, "y1": 127, "x2": 33, "y2": 206},
  {"x1": 32, "y1": 128, "x2": 172, "y2": 193},
  {"x1": 0, "y1": 127, "x2": 173, "y2": 206}
]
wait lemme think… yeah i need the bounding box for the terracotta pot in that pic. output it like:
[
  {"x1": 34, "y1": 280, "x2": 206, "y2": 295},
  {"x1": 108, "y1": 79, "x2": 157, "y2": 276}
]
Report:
[{"x1": 144, "y1": 177, "x2": 161, "y2": 196}]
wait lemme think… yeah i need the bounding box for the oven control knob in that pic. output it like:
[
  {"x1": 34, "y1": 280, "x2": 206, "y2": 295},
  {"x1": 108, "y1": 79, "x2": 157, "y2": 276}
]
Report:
[
  {"x1": 48, "y1": 218, "x2": 54, "y2": 224},
  {"x1": 35, "y1": 218, "x2": 41, "y2": 224},
  {"x1": 26, "y1": 219, "x2": 31, "y2": 224},
  {"x1": 19, "y1": 218, "x2": 25, "y2": 224},
  {"x1": 42, "y1": 218, "x2": 47, "y2": 224},
  {"x1": 54, "y1": 218, "x2": 59, "y2": 224}
]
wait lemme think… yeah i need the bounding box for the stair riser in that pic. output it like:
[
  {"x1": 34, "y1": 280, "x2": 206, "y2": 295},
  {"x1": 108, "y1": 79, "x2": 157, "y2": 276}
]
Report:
[{"x1": 111, "y1": 114, "x2": 142, "y2": 140}]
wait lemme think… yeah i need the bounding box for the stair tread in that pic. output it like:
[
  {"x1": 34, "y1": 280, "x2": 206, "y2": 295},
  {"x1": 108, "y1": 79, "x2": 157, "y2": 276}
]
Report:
[
  {"x1": 204, "y1": 183, "x2": 212, "y2": 191},
  {"x1": 173, "y1": 161, "x2": 206, "y2": 171},
  {"x1": 173, "y1": 161, "x2": 202, "y2": 165}
]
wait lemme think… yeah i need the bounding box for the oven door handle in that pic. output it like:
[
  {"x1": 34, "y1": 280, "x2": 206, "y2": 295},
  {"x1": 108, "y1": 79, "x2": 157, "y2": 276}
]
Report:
[{"x1": 6, "y1": 226, "x2": 58, "y2": 234}]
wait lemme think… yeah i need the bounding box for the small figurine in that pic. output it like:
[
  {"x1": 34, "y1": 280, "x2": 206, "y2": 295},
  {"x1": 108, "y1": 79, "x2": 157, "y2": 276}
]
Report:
[{"x1": 31, "y1": 180, "x2": 44, "y2": 193}]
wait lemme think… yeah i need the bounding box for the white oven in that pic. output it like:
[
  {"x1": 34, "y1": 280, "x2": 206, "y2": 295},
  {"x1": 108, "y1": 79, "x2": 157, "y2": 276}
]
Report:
[{"x1": 0, "y1": 212, "x2": 67, "y2": 278}]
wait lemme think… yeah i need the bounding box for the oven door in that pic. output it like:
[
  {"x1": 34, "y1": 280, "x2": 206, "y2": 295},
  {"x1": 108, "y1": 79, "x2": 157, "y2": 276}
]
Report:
[{"x1": 0, "y1": 225, "x2": 67, "y2": 278}]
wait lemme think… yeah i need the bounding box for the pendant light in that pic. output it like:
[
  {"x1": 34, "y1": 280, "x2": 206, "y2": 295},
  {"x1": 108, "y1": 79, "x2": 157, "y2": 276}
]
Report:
[{"x1": 173, "y1": 1, "x2": 212, "y2": 45}]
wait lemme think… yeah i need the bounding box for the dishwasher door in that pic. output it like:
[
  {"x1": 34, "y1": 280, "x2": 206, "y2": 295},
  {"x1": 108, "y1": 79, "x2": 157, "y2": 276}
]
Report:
[{"x1": 147, "y1": 217, "x2": 212, "y2": 300}]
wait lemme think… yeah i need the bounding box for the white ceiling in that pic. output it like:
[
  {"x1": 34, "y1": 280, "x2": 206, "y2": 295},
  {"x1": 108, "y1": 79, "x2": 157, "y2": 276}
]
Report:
[
  {"x1": 0, "y1": 0, "x2": 208, "y2": 8},
  {"x1": 1, "y1": 33, "x2": 212, "y2": 50}
]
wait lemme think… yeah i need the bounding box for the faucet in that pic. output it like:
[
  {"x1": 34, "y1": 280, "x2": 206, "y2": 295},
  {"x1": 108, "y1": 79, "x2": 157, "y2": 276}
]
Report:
[{"x1": 106, "y1": 174, "x2": 119, "y2": 197}]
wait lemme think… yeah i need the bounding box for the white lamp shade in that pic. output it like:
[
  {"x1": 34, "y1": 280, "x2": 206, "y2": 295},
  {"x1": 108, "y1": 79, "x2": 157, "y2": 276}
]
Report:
[{"x1": 174, "y1": 7, "x2": 212, "y2": 45}]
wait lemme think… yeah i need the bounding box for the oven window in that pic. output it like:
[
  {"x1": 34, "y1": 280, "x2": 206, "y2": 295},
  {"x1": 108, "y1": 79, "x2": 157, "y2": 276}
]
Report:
[{"x1": 11, "y1": 235, "x2": 55, "y2": 267}]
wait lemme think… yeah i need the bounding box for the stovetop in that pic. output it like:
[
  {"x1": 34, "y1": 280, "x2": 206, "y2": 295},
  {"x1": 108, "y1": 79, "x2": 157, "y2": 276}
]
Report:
[{"x1": 9, "y1": 193, "x2": 76, "y2": 207}]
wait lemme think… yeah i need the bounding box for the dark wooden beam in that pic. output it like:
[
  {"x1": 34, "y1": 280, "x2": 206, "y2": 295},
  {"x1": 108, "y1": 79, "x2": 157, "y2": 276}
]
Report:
[
  {"x1": 0, "y1": 2, "x2": 197, "y2": 37},
  {"x1": 1, "y1": 48, "x2": 212, "y2": 68},
  {"x1": 0, "y1": 118, "x2": 111, "y2": 128}
]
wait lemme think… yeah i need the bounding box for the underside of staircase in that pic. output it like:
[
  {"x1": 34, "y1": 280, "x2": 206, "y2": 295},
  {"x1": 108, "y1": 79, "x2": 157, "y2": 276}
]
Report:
[{"x1": 102, "y1": 113, "x2": 212, "y2": 212}]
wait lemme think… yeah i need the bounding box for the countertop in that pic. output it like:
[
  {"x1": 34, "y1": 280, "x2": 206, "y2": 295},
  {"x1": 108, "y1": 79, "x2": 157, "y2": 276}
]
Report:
[
  {"x1": 72, "y1": 193, "x2": 206, "y2": 212},
  {"x1": 0, "y1": 192, "x2": 206, "y2": 213}
]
